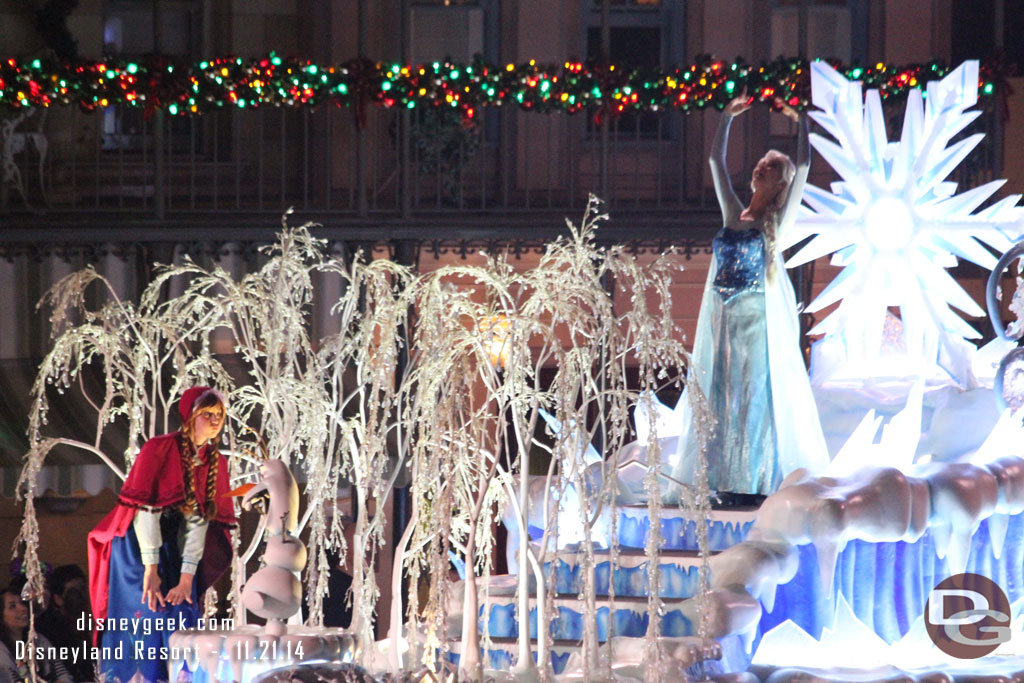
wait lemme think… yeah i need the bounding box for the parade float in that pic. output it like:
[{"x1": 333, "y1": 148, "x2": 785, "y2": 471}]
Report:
[{"x1": 13, "y1": 59, "x2": 1024, "y2": 682}]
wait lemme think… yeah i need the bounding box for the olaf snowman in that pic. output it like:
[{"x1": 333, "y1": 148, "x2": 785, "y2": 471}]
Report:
[{"x1": 241, "y1": 459, "x2": 307, "y2": 635}]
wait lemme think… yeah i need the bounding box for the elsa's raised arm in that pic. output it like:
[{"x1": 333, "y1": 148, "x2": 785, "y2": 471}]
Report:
[{"x1": 709, "y1": 96, "x2": 751, "y2": 225}]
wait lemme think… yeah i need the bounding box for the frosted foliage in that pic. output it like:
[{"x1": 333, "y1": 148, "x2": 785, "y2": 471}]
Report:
[
  {"x1": 790, "y1": 61, "x2": 1024, "y2": 376},
  {"x1": 16, "y1": 201, "x2": 706, "y2": 681},
  {"x1": 397, "y1": 197, "x2": 700, "y2": 680},
  {"x1": 157, "y1": 224, "x2": 413, "y2": 636}
]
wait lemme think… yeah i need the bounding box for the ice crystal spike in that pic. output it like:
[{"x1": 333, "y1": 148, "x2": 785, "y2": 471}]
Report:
[{"x1": 793, "y1": 60, "x2": 1024, "y2": 383}]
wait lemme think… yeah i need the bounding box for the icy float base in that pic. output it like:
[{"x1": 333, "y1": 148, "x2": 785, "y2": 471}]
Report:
[{"x1": 167, "y1": 626, "x2": 359, "y2": 683}]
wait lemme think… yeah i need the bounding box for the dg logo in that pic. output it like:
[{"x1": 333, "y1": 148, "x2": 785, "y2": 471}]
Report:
[{"x1": 925, "y1": 572, "x2": 1012, "y2": 658}]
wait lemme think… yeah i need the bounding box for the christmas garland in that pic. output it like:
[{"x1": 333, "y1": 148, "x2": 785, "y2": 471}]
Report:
[{"x1": 0, "y1": 53, "x2": 1005, "y2": 120}]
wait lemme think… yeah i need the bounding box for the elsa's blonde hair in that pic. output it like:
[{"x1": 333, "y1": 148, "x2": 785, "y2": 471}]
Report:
[{"x1": 751, "y1": 149, "x2": 797, "y2": 279}]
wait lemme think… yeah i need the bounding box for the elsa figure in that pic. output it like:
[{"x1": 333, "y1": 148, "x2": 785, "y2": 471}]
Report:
[{"x1": 672, "y1": 93, "x2": 829, "y2": 497}]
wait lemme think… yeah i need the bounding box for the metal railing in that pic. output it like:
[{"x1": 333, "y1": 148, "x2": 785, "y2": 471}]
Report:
[
  {"x1": 0, "y1": 99, "x2": 1003, "y2": 218},
  {"x1": 0, "y1": 104, "x2": 714, "y2": 217}
]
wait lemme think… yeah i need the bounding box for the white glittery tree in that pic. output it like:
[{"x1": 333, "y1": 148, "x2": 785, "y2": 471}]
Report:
[
  {"x1": 785, "y1": 60, "x2": 1024, "y2": 383},
  {"x1": 393, "y1": 197, "x2": 700, "y2": 681},
  {"x1": 18, "y1": 209, "x2": 705, "y2": 682}
]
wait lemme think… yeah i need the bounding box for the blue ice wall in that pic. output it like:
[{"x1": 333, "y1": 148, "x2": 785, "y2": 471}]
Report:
[
  {"x1": 549, "y1": 557, "x2": 702, "y2": 598},
  {"x1": 484, "y1": 602, "x2": 694, "y2": 641},
  {"x1": 617, "y1": 511, "x2": 753, "y2": 551},
  {"x1": 761, "y1": 513, "x2": 1024, "y2": 646}
]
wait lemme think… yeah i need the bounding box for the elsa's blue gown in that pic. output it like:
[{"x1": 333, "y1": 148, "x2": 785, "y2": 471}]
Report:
[
  {"x1": 705, "y1": 226, "x2": 780, "y2": 494},
  {"x1": 665, "y1": 110, "x2": 829, "y2": 499}
]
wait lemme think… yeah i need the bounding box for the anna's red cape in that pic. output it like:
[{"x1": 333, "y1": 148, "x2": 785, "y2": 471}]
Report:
[{"x1": 87, "y1": 433, "x2": 236, "y2": 636}]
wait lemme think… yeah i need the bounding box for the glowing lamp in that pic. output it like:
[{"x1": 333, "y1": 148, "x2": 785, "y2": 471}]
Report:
[{"x1": 479, "y1": 315, "x2": 511, "y2": 368}]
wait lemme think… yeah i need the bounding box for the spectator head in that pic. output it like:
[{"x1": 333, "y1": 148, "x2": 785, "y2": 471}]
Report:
[
  {"x1": 2, "y1": 581, "x2": 29, "y2": 638},
  {"x1": 49, "y1": 565, "x2": 87, "y2": 615}
]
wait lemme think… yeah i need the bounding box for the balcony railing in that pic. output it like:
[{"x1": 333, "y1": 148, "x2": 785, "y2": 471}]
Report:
[{"x1": 0, "y1": 98, "x2": 1003, "y2": 220}]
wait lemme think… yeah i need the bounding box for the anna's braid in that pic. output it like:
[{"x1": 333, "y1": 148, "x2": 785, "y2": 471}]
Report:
[
  {"x1": 181, "y1": 393, "x2": 225, "y2": 520},
  {"x1": 179, "y1": 434, "x2": 199, "y2": 517},
  {"x1": 203, "y1": 447, "x2": 219, "y2": 521}
]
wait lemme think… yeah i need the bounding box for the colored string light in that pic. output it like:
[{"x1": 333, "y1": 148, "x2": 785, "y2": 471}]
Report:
[{"x1": 0, "y1": 53, "x2": 1003, "y2": 120}]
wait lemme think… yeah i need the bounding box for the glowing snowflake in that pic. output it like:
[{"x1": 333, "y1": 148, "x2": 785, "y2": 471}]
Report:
[{"x1": 786, "y1": 60, "x2": 1024, "y2": 382}]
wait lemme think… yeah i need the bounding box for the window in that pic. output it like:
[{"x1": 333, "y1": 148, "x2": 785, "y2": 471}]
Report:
[
  {"x1": 585, "y1": 1, "x2": 683, "y2": 140},
  {"x1": 410, "y1": 4, "x2": 485, "y2": 64},
  {"x1": 769, "y1": 1, "x2": 853, "y2": 136},
  {"x1": 102, "y1": 0, "x2": 197, "y2": 152},
  {"x1": 103, "y1": 0, "x2": 196, "y2": 57},
  {"x1": 952, "y1": 0, "x2": 1024, "y2": 67},
  {"x1": 770, "y1": 3, "x2": 852, "y2": 62}
]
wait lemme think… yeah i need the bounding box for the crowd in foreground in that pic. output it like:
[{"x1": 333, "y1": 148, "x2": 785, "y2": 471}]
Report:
[{"x1": 2, "y1": 564, "x2": 94, "y2": 683}]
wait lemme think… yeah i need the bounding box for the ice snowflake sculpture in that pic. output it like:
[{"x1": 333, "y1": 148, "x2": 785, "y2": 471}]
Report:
[{"x1": 786, "y1": 60, "x2": 1024, "y2": 383}]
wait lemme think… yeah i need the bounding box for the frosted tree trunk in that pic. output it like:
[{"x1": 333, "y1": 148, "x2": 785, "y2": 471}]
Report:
[
  {"x1": 349, "y1": 484, "x2": 371, "y2": 645},
  {"x1": 581, "y1": 516, "x2": 600, "y2": 676},
  {"x1": 389, "y1": 500, "x2": 417, "y2": 673},
  {"x1": 530, "y1": 550, "x2": 548, "y2": 673},
  {"x1": 512, "y1": 468, "x2": 538, "y2": 675},
  {"x1": 459, "y1": 532, "x2": 483, "y2": 681}
]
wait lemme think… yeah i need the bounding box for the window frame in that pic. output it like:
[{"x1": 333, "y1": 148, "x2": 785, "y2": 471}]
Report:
[{"x1": 583, "y1": 0, "x2": 686, "y2": 144}]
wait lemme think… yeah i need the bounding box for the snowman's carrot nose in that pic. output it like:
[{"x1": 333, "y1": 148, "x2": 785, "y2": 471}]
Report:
[{"x1": 225, "y1": 483, "x2": 256, "y2": 497}]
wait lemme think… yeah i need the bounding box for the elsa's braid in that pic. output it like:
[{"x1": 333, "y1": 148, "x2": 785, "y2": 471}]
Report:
[{"x1": 757, "y1": 149, "x2": 796, "y2": 280}]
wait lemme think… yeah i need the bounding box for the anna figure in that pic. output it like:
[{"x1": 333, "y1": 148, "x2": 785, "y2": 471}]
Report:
[
  {"x1": 680, "y1": 94, "x2": 829, "y2": 497},
  {"x1": 87, "y1": 386, "x2": 236, "y2": 682}
]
